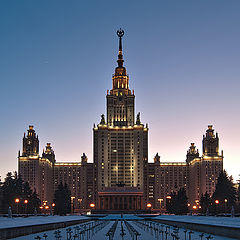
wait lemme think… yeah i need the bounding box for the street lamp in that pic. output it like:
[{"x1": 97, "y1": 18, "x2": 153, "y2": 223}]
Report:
[
  {"x1": 90, "y1": 203, "x2": 95, "y2": 208},
  {"x1": 24, "y1": 200, "x2": 28, "y2": 214},
  {"x1": 224, "y1": 199, "x2": 228, "y2": 214},
  {"x1": 215, "y1": 199, "x2": 219, "y2": 214},
  {"x1": 45, "y1": 205, "x2": 49, "y2": 215},
  {"x1": 51, "y1": 203, "x2": 55, "y2": 215},
  {"x1": 15, "y1": 198, "x2": 20, "y2": 214},
  {"x1": 147, "y1": 203, "x2": 152, "y2": 208},
  {"x1": 158, "y1": 198, "x2": 163, "y2": 215}
]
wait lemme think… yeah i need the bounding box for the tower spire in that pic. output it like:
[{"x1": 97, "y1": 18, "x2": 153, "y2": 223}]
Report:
[{"x1": 117, "y1": 28, "x2": 124, "y2": 67}]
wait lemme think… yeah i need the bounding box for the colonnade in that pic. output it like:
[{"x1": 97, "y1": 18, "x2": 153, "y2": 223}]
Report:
[{"x1": 98, "y1": 195, "x2": 143, "y2": 210}]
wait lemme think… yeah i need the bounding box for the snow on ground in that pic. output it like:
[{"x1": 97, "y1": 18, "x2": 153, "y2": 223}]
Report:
[
  {"x1": 10, "y1": 219, "x2": 237, "y2": 240},
  {"x1": 0, "y1": 215, "x2": 88, "y2": 229},
  {"x1": 2, "y1": 215, "x2": 240, "y2": 239},
  {"x1": 91, "y1": 221, "x2": 117, "y2": 240},
  {"x1": 11, "y1": 221, "x2": 96, "y2": 240},
  {"x1": 132, "y1": 220, "x2": 236, "y2": 240},
  {"x1": 113, "y1": 221, "x2": 131, "y2": 240},
  {"x1": 155, "y1": 215, "x2": 240, "y2": 228},
  {"x1": 101, "y1": 214, "x2": 143, "y2": 220}
]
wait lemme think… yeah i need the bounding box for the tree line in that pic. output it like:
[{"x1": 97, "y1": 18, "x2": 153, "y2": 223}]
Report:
[
  {"x1": 0, "y1": 172, "x2": 41, "y2": 214},
  {"x1": 166, "y1": 170, "x2": 240, "y2": 215},
  {"x1": 0, "y1": 172, "x2": 71, "y2": 215}
]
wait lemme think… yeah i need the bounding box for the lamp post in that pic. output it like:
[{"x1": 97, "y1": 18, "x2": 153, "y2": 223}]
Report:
[
  {"x1": 71, "y1": 196, "x2": 75, "y2": 214},
  {"x1": 24, "y1": 199, "x2": 28, "y2": 214},
  {"x1": 224, "y1": 199, "x2": 228, "y2": 215},
  {"x1": 215, "y1": 200, "x2": 219, "y2": 215},
  {"x1": 166, "y1": 196, "x2": 171, "y2": 213},
  {"x1": 192, "y1": 205, "x2": 197, "y2": 215},
  {"x1": 158, "y1": 198, "x2": 163, "y2": 215},
  {"x1": 45, "y1": 205, "x2": 49, "y2": 215},
  {"x1": 90, "y1": 203, "x2": 95, "y2": 208},
  {"x1": 51, "y1": 203, "x2": 55, "y2": 215},
  {"x1": 146, "y1": 203, "x2": 152, "y2": 211},
  {"x1": 15, "y1": 198, "x2": 20, "y2": 214}
]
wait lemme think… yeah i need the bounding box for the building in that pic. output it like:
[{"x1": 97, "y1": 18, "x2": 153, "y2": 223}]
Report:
[
  {"x1": 18, "y1": 30, "x2": 223, "y2": 212},
  {"x1": 93, "y1": 29, "x2": 148, "y2": 210}
]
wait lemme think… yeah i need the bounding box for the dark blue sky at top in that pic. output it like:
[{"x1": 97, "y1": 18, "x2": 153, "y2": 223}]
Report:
[{"x1": 0, "y1": 1, "x2": 240, "y2": 180}]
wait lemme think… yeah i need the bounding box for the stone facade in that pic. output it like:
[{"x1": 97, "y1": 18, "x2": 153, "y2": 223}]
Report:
[{"x1": 18, "y1": 30, "x2": 223, "y2": 211}]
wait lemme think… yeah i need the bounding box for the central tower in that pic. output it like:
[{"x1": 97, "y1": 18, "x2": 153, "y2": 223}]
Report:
[
  {"x1": 93, "y1": 29, "x2": 148, "y2": 210},
  {"x1": 107, "y1": 29, "x2": 135, "y2": 127}
]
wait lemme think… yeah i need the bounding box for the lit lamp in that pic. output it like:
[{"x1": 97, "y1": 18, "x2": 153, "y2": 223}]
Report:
[
  {"x1": 90, "y1": 203, "x2": 95, "y2": 208},
  {"x1": 45, "y1": 205, "x2": 49, "y2": 215},
  {"x1": 215, "y1": 199, "x2": 219, "y2": 214},
  {"x1": 24, "y1": 200, "x2": 28, "y2": 214},
  {"x1": 224, "y1": 199, "x2": 228, "y2": 214},
  {"x1": 147, "y1": 203, "x2": 152, "y2": 208},
  {"x1": 158, "y1": 198, "x2": 163, "y2": 214},
  {"x1": 51, "y1": 203, "x2": 55, "y2": 215},
  {"x1": 15, "y1": 198, "x2": 20, "y2": 214}
]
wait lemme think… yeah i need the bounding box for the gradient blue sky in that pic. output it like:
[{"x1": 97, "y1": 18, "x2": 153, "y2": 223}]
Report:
[{"x1": 0, "y1": 1, "x2": 240, "y2": 181}]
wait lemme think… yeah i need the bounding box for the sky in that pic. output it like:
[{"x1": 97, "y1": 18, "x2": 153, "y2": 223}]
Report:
[{"x1": 0, "y1": 0, "x2": 240, "y2": 181}]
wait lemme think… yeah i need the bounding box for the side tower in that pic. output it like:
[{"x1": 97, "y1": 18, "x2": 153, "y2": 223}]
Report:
[
  {"x1": 186, "y1": 143, "x2": 201, "y2": 206},
  {"x1": 93, "y1": 30, "x2": 148, "y2": 210},
  {"x1": 18, "y1": 126, "x2": 54, "y2": 205},
  {"x1": 188, "y1": 126, "x2": 223, "y2": 206},
  {"x1": 200, "y1": 125, "x2": 223, "y2": 196},
  {"x1": 18, "y1": 126, "x2": 41, "y2": 198},
  {"x1": 22, "y1": 125, "x2": 39, "y2": 157}
]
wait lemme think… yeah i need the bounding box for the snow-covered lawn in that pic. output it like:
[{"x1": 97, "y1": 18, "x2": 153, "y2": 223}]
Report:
[
  {"x1": 101, "y1": 214, "x2": 143, "y2": 220},
  {"x1": 131, "y1": 220, "x2": 235, "y2": 240},
  {"x1": 155, "y1": 215, "x2": 240, "y2": 228},
  {"x1": 1, "y1": 215, "x2": 240, "y2": 239},
  {"x1": 11, "y1": 219, "x2": 236, "y2": 240},
  {"x1": 0, "y1": 215, "x2": 88, "y2": 229},
  {"x1": 2, "y1": 214, "x2": 239, "y2": 230}
]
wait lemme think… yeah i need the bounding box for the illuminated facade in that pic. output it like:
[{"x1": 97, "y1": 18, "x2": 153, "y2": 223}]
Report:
[
  {"x1": 18, "y1": 126, "x2": 54, "y2": 205},
  {"x1": 18, "y1": 130, "x2": 94, "y2": 211},
  {"x1": 151, "y1": 126, "x2": 223, "y2": 210},
  {"x1": 93, "y1": 29, "x2": 148, "y2": 210},
  {"x1": 18, "y1": 30, "x2": 223, "y2": 212}
]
